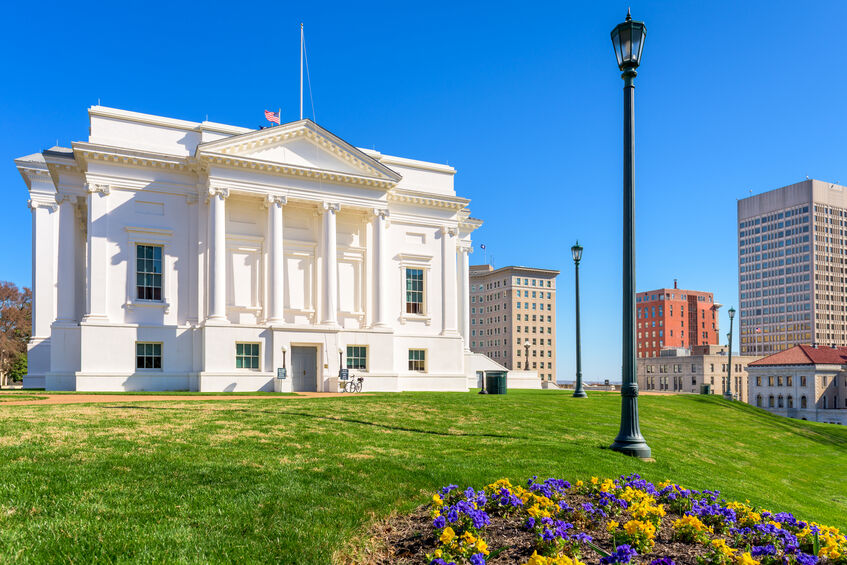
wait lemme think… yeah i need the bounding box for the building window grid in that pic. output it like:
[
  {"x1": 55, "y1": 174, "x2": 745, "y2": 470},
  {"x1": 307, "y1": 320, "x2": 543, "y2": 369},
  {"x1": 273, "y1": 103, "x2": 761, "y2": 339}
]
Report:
[
  {"x1": 136, "y1": 342, "x2": 162, "y2": 370},
  {"x1": 136, "y1": 244, "x2": 163, "y2": 301},
  {"x1": 235, "y1": 343, "x2": 260, "y2": 370}
]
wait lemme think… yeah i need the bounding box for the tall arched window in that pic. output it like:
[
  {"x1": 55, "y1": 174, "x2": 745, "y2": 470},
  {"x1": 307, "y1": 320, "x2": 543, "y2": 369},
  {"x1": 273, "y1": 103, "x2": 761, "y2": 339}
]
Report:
[
  {"x1": 778, "y1": 395, "x2": 784, "y2": 408},
  {"x1": 788, "y1": 395, "x2": 794, "y2": 409},
  {"x1": 756, "y1": 395, "x2": 762, "y2": 407},
  {"x1": 801, "y1": 395, "x2": 807, "y2": 409},
  {"x1": 768, "y1": 395, "x2": 775, "y2": 408}
]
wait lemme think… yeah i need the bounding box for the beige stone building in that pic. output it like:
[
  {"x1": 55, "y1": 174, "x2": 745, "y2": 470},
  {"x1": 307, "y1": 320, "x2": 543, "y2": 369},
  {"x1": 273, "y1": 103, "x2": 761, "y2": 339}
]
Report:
[
  {"x1": 468, "y1": 265, "x2": 559, "y2": 382},
  {"x1": 637, "y1": 344, "x2": 759, "y2": 403},
  {"x1": 746, "y1": 344, "x2": 847, "y2": 425},
  {"x1": 737, "y1": 179, "x2": 847, "y2": 356}
]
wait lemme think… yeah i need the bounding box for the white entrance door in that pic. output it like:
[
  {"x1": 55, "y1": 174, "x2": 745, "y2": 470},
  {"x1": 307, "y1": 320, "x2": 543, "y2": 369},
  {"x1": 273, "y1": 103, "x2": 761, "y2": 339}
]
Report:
[{"x1": 291, "y1": 346, "x2": 318, "y2": 392}]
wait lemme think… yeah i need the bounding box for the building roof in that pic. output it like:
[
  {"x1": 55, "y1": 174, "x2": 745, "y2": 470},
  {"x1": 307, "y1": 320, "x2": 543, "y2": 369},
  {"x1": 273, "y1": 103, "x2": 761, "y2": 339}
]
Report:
[
  {"x1": 469, "y1": 264, "x2": 560, "y2": 277},
  {"x1": 748, "y1": 344, "x2": 847, "y2": 366}
]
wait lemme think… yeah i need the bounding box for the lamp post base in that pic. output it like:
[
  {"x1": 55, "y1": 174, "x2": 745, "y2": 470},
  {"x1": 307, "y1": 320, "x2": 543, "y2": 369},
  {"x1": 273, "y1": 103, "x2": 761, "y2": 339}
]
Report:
[
  {"x1": 572, "y1": 390, "x2": 587, "y2": 398},
  {"x1": 610, "y1": 436, "x2": 652, "y2": 459}
]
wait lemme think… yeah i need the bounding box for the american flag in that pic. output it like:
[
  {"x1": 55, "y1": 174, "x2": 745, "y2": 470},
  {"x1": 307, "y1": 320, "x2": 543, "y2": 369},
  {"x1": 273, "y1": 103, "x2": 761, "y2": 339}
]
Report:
[{"x1": 264, "y1": 110, "x2": 280, "y2": 125}]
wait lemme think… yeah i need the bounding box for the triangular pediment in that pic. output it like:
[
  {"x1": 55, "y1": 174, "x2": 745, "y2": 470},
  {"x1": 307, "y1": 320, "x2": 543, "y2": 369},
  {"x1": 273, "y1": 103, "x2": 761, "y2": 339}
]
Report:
[{"x1": 196, "y1": 119, "x2": 401, "y2": 183}]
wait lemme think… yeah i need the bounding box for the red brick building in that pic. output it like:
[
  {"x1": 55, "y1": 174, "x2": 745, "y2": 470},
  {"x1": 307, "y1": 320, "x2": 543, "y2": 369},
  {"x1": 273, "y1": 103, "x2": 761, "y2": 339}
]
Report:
[{"x1": 637, "y1": 281, "x2": 721, "y2": 358}]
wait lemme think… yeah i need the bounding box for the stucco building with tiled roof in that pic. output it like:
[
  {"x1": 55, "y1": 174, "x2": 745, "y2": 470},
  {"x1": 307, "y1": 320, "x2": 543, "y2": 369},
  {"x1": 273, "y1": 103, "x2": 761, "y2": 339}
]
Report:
[{"x1": 746, "y1": 344, "x2": 847, "y2": 424}]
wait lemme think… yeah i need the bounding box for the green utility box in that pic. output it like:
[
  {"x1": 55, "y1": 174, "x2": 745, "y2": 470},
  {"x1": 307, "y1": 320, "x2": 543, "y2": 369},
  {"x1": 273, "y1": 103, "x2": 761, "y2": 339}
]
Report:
[
  {"x1": 485, "y1": 371, "x2": 508, "y2": 395},
  {"x1": 700, "y1": 384, "x2": 711, "y2": 395}
]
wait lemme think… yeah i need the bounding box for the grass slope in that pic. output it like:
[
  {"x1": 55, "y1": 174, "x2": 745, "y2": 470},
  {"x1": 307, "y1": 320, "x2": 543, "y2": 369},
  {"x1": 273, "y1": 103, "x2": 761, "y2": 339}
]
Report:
[{"x1": 0, "y1": 391, "x2": 844, "y2": 564}]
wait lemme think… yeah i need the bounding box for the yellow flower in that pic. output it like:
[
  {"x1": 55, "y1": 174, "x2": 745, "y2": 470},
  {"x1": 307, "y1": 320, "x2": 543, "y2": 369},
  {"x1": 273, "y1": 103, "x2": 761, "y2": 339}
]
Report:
[
  {"x1": 476, "y1": 538, "x2": 489, "y2": 555},
  {"x1": 575, "y1": 480, "x2": 584, "y2": 487},
  {"x1": 432, "y1": 494, "x2": 443, "y2": 506},
  {"x1": 591, "y1": 477, "x2": 599, "y2": 485},
  {"x1": 607, "y1": 520, "x2": 620, "y2": 532},
  {"x1": 736, "y1": 552, "x2": 760, "y2": 565},
  {"x1": 439, "y1": 527, "x2": 455, "y2": 544},
  {"x1": 462, "y1": 531, "x2": 477, "y2": 545},
  {"x1": 434, "y1": 549, "x2": 442, "y2": 558},
  {"x1": 624, "y1": 519, "x2": 656, "y2": 539},
  {"x1": 712, "y1": 539, "x2": 737, "y2": 558}
]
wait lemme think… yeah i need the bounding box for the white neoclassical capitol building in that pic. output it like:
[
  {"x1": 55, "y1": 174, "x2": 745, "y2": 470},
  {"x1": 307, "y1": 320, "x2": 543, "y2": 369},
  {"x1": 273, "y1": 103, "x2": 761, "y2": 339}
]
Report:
[{"x1": 16, "y1": 106, "x2": 488, "y2": 392}]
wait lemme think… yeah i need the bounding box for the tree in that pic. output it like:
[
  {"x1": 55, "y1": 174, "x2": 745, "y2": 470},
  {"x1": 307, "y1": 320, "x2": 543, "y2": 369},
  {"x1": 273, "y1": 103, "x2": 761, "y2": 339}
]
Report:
[{"x1": 0, "y1": 282, "x2": 31, "y2": 387}]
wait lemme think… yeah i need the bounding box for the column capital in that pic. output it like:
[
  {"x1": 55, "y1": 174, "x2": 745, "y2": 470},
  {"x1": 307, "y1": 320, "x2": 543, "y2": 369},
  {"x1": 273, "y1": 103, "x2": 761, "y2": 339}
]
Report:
[
  {"x1": 371, "y1": 207, "x2": 390, "y2": 220},
  {"x1": 265, "y1": 194, "x2": 288, "y2": 208},
  {"x1": 85, "y1": 183, "x2": 110, "y2": 196},
  {"x1": 440, "y1": 225, "x2": 457, "y2": 237},
  {"x1": 458, "y1": 242, "x2": 473, "y2": 254},
  {"x1": 207, "y1": 186, "x2": 230, "y2": 200},
  {"x1": 28, "y1": 198, "x2": 58, "y2": 212},
  {"x1": 322, "y1": 202, "x2": 341, "y2": 213}
]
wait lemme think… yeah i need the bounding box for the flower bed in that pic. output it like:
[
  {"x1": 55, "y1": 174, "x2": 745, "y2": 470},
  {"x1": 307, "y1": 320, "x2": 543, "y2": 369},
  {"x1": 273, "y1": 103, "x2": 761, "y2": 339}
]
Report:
[{"x1": 370, "y1": 475, "x2": 845, "y2": 565}]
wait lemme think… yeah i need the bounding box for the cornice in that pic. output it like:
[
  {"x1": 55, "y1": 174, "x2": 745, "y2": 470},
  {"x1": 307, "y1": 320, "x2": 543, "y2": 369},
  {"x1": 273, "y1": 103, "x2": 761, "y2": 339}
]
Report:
[
  {"x1": 85, "y1": 183, "x2": 110, "y2": 196},
  {"x1": 196, "y1": 119, "x2": 402, "y2": 183},
  {"x1": 73, "y1": 142, "x2": 190, "y2": 172},
  {"x1": 388, "y1": 189, "x2": 469, "y2": 211},
  {"x1": 199, "y1": 151, "x2": 397, "y2": 189}
]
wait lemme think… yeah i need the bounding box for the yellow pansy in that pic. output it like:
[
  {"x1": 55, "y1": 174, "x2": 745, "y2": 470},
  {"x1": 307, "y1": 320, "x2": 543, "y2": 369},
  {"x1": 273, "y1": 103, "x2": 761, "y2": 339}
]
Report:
[
  {"x1": 736, "y1": 552, "x2": 760, "y2": 565},
  {"x1": 439, "y1": 526, "x2": 455, "y2": 544},
  {"x1": 432, "y1": 493, "x2": 443, "y2": 506}
]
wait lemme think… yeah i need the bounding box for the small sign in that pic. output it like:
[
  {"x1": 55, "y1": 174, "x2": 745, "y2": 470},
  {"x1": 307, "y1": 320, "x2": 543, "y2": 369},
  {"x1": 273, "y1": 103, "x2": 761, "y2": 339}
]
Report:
[
  {"x1": 276, "y1": 368, "x2": 287, "y2": 379},
  {"x1": 339, "y1": 368, "x2": 349, "y2": 380}
]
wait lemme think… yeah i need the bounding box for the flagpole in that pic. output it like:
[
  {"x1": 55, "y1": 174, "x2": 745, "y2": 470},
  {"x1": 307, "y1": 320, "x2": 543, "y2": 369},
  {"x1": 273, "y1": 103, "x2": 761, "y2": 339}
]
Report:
[{"x1": 300, "y1": 22, "x2": 304, "y2": 121}]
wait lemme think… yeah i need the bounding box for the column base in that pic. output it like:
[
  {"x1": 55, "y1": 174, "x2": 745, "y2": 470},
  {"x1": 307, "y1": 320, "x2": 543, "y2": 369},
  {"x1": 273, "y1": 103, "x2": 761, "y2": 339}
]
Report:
[
  {"x1": 610, "y1": 436, "x2": 652, "y2": 459},
  {"x1": 80, "y1": 314, "x2": 109, "y2": 325},
  {"x1": 203, "y1": 316, "x2": 229, "y2": 326}
]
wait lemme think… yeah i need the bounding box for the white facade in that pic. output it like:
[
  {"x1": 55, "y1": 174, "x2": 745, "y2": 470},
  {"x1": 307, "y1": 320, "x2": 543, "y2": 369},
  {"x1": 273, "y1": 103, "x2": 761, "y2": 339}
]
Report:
[{"x1": 16, "y1": 106, "x2": 483, "y2": 392}]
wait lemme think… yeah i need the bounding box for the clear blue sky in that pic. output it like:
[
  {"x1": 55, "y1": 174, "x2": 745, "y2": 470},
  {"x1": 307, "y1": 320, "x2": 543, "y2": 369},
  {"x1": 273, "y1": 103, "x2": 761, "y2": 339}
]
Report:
[{"x1": 2, "y1": 1, "x2": 846, "y2": 383}]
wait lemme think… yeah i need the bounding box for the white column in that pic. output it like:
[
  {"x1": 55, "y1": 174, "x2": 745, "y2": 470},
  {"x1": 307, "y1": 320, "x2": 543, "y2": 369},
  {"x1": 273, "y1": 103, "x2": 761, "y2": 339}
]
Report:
[
  {"x1": 322, "y1": 202, "x2": 340, "y2": 326},
  {"x1": 207, "y1": 187, "x2": 228, "y2": 322},
  {"x1": 56, "y1": 196, "x2": 77, "y2": 323},
  {"x1": 441, "y1": 226, "x2": 458, "y2": 335},
  {"x1": 373, "y1": 208, "x2": 390, "y2": 328},
  {"x1": 458, "y1": 244, "x2": 471, "y2": 349},
  {"x1": 83, "y1": 184, "x2": 109, "y2": 322},
  {"x1": 29, "y1": 199, "x2": 57, "y2": 335},
  {"x1": 267, "y1": 194, "x2": 287, "y2": 325}
]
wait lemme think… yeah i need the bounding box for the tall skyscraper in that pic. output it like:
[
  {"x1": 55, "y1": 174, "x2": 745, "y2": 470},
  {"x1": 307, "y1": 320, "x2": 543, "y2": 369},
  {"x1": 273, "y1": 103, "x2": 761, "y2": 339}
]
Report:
[
  {"x1": 636, "y1": 282, "x2": 720, "y2": 358},
  {"x1": 468, "y1": 265, "x2": 559, "y2": 381},
  {"x1": 736, "y1": 179, "x2": 846, "y2": 355}
]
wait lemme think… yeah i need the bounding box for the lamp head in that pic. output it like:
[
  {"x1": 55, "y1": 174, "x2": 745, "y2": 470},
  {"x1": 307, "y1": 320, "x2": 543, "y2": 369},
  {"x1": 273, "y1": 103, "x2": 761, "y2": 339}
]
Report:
[
  {"x1": 611, "y1": 9, "x2": 646, "y2": 71},
  {"x1": 571, "y1": 240, "x2": 584, "y2": 263},
  {"x1": 728, "y1": 306, "x2": 736, "y2": 320}
]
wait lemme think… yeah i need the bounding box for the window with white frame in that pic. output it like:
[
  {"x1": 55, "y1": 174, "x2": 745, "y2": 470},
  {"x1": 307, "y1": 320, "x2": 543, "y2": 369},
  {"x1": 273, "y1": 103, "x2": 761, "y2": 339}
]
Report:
[
  {"x1": 406, "y1": 268, "x2": 424, "y2": 314},
  {"x1": 136, "y1": 342, "x2": 162, "y2": 370},
  {"x1": 236, "y1": 343, "x2": 260, "y2": 370},
  {"x1": 408, "y1": 349, "x2": 426, "y2": 372},
  {"x1": 136, "y1": 244, "x2": 163, "y2": 301},
  {"x1": 347, "y1": 346, "x2": 367, "y2": 370}
]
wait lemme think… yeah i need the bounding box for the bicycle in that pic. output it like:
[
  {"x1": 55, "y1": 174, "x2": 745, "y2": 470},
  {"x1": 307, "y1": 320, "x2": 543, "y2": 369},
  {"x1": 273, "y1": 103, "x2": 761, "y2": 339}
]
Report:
[{"x1": 342, "y1": 375, "x2": 364, "y2": 393}]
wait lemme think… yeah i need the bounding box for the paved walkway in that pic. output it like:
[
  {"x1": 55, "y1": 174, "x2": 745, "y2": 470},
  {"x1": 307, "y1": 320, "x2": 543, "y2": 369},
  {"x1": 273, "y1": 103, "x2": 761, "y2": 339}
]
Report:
[{"x1": 0, "y1": 391, "x2": 358, "y2": 406}]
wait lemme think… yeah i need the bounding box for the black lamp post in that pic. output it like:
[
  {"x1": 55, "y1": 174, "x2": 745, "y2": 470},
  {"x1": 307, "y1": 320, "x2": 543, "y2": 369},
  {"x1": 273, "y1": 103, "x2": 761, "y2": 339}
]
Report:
[
  {"x1": 725, "y1": 307, "x2": 736, "y2": 400},
  {"x1": 524, "y1": 339, "x2": 531, "y2": 373},
  {"x1": 609, "y1": 10, "x2": 651, "y2": 459},
  {"x1": 571, "y1": 241, "x2": 587, "y2": 398}
]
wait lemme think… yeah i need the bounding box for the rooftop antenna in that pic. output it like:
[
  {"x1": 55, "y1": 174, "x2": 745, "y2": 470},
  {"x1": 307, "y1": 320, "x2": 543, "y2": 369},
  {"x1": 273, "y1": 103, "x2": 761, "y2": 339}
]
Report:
[{"x1": 300, "y1": 22, "x2": 304, "y2": 120}]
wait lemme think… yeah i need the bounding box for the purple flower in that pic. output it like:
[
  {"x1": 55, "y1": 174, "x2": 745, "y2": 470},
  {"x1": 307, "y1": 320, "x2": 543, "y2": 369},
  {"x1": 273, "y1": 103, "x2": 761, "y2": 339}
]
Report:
[
  {"x1": 469, "y1": 554, "x2": 486, "y2": 565},
  {"x1": 795, "y1": 553, "x2": 818, "y2": 565},
  {"x1": 433, "y1": 515, "x2": 446, "y2": 529},
  {"x1": 751, "y1": 545, "x2": 777, "y2": 557},
  {"x1": 601, "y1": 544, "x2": 638, "y2": 565},
  {"x1": 650, "y1": 559, "x2": 675, "y2": 565}
]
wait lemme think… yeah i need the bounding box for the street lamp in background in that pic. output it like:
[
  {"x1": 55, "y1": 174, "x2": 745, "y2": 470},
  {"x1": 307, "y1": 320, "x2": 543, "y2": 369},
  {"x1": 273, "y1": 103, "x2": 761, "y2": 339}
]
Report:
[
  {"x1": 726, "y1": 307, "x2": 736, "y2": 400},
  {"x1": 524, "y1": 338, "x2": 531, "y2": 373},
  {"x1": 571, "y1": 241, "x2": 587, "y2": 398},
  {"x1": 609, "y1": 10, "x2": 651, "y2": 459}
]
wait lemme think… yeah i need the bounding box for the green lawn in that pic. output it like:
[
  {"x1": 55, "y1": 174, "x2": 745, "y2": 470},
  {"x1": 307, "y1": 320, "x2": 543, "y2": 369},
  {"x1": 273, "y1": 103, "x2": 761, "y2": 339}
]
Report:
[{"x1": 0, "y1": 391, "x2": 844, "y2": 563}]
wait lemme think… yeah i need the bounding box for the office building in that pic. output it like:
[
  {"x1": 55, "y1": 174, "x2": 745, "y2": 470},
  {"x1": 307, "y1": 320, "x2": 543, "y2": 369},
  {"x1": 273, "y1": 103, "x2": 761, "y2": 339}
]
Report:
[
  {"x1": 637, "y1": 281, "x2": 720, "y2": 358},
  {"x1": 469, "y1": 265, "x2": 559, "y2": 382},
  {"x1": 737, "y1": 179, "x2": 847, "y2": 355},
  {"x1": 637, "y1": 344, "x2": 758, "y2": 402}
]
